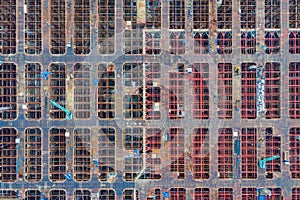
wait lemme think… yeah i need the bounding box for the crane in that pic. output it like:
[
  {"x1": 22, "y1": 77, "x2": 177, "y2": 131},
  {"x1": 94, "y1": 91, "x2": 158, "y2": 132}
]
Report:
[{"x1": 259, "y1": 155, "x2": 280, "y2": 169}]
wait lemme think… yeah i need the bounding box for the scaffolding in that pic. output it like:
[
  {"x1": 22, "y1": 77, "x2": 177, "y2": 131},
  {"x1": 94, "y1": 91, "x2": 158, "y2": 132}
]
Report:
[
  {"x1": 241, "y1": 128, "x2": 257, "y2": 179},
  {"x1": 0, "y1": 63, "x2": 17, "y2": 120},
  {"x1": 123, "y1": 189, "x2": 139, "y2": 200},
  {"x1": 49, "y1": 189, "x2": 66, "y2": 200},
  {"x1": 169, "y1": 64, "x2": 184, "y2": 119},
  {"x1": 25, "y1": 190, "x2": 42, "y2": 199},
  {"x1": 25, "y1": 63, "x2": 42, "y2": 120},
  {"x1": 24, "y1": 128, "x2": 42, "y2": 182},
  {"x1": 49, "y1": 128, "x2": 67, "y2": 182},
  {"x1": 50, "y1": 0, "x2": 66, "y2": 55},
  {"x1": 49, "y1": 63, "x2": 67, "y2": 119},
  {"x1": 98, "y1": 127, "x2": 115, "y2": 181},
  {"x1": 0, "y1": 128, "x2": 17, "y2": 182},
  {"x1": 25, "y1": 0, "x2": 42, "y2": 54},
  {"x1": 264, "y1": 62, "x2": 280, "y2": 119},
  {"x1": 218, "y1": 63, "x2": 232, "y2": 119},
  {"x1": 241, "y1": 188, "x2": 257, "y2": 200},
  {"x1": 265, "y1": 127, "x2": 281, "y2": 179},
  {"x1": 98, "y1": 0, "x2": 115, "y2": 54},
  {"x1": 73, "y1": 0, "x2": 90, "y2": 55},
  {"x1": 218, "y1": 188, "x2": 233, "y2": 200},
  {"x1": 0, "y1": 0, "x2": 16, "y2": 54},
  {"x1": 289, "y1": 62, "x2": 300, "y2": 118},
  {"x1": 194, "y1": 188, "x2": 210, "y2": 199},
  {"x1": 241, "y1": 63, "x2": 257, "y2": 119},
  {"x1": 289, "y1": 127, "x2": 300, "y2": 179},
  {"x1": 74, "y1": 128, "x2": 91, "y2": 182},
  {"x1": 74, "y1": 189, "x2": 91, "y2": 200},
  {"x1": 169, "y1": 128, "x2": 185, "y2": 179},
  {"x1": 192, "y1": 128, "x2": 209, "y2": 180},
  {"x1": 99, "y1": 189, "x2": 116, "y2": 199},
  {"x1": 289, "y1": 0, "x2": 300, "y2": 28},
  {"x1": 74, "y1": 63, "x2": 91, "y2": 119},
  {"x1": 169, "y1": 188, "x2": 186, "y2": 199},
  {"x1": 192, "y1": 63, "x2": 209, "y2": 119},
  {"x1": 218, "y1": 128, "x2": 233, "y2": 179}
]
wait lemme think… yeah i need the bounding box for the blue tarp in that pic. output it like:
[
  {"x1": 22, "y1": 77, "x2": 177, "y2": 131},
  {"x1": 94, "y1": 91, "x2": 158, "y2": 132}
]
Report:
[
  {"x1": 163, "y1": 192, "x2": 169, "y2": 198},
  {"x1": 234, "y1": 140, "x2": 240, "y2": 156}
]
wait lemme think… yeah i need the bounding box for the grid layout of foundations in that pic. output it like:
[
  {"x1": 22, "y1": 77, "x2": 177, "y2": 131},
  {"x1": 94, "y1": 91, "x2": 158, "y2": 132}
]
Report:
[{"x1": 0, "y1": 0, "x2": 299, "y2": 199}]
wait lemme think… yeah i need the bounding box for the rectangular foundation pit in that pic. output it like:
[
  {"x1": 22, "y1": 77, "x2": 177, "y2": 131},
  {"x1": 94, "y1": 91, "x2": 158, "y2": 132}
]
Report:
[
  {"x1": 169, "y1": 64, "x2": 185, "y2": 119},
  {"x1": 98, "y1": 127, "x2": 116, "y2": 181},
  {"x1": 74, "y1": 63, "x2": 91, "y2": 119},
  {"x1": 194, "y1": 188, "x2": 210, "y2": 199},
  {"x1": 0, "y1": 128, "x2": 17, "y2": 182},
  {"x1": 218, "y1": 188, "x2": 233, "y2": 200},
  {"x1": 50, "y1": 0, "x2": 66, "y2": 55},
  {"x1": 0, "y1": 190, "x2": 17, "y2": 199},
  {"x1": 73, "y1": 0, "x2": 90, "y2": 55},
  {"x1": 218, "y1": 128, "x2": 233, "y2": 179},
  {"x1": 25, "y1": 0, "x2": 42, "y2": 54},
  {"x1": 241, "y1": 63, "x2": 256, "y2": 119},
  {"x1": 289, "y1": 63, "x2": 300, "y2": 118},
  {"x1": 99, "y1": 189, "x2": 115, "y2": 199},
  {"x1": 218, "y1": 63, "x2": 232, "y2": 119},
  {"x1": 49, "y1": 128, "x2": 67, "y2": 182},
  {"x1": 0, "y1": 63, "x2": 17, "y2": 120},
  {"x1": 0, "y1": 0, "x2": 16, "y2": 54},
  {"x1": 169, "y1": 128, "x2": 185, "y2": 179},
  {"x1": 25, "y1": 190, "x2": 42, "y2": 199},
  {"x1": 264, "y1": 62, "x2": 280, "y2": 119},
  {"x1": 289, "y1": 127, "x2": 300, "y2": 179},
  {"x1": 74, "y1": 189, "x2": 91, "y2": 200},
  {"x1": 49, "y1": 189, "x2": 66, "y2": 200},
  {"x1": 98, "y1": 63, "x2": 115, "y2": 119},
  {"x1": 192, "y1": 63, "x2": 209, "y2": 119},
  {"x1": 265, "y1": 127, "x2": 281, "y2": 179},
  {"x1": 98, "y1": 0, "x2": 115, "y2": 54},
  {"x1": 74, "y1": 128, "x2": 91, "y2": 182},
  {"x1": 25, "y1": 63, "x2": 42, "y2": 120},
  {"x1": 123, "y1": 127, "x2": 143, "y2": 181},
  {"x1": 123, "y1": 189, "x2": 139, "y2": 200},
  {"x1": 241, "y1": 128, "x2": 257, "y2": 179},
  {"x1": 24, "y1": 128, "x2": 42, "y2": 182},
  {"x1": 192, "y1": 128, "x2": 209, "y2": 180},
  {"x1": 49, "y1": 63, "x2": 67, "y2": 119},
  {"x1": 169, "y1": 188, "x2": 186, "y2": 200}
]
